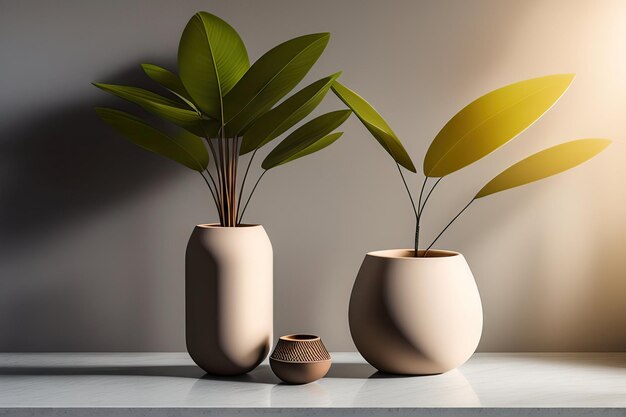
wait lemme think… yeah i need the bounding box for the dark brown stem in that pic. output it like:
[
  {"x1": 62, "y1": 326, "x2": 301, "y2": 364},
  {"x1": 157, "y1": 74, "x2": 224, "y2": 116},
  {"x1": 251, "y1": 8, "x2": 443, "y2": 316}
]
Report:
[
  {"x1": 225, "y1": 135, "x2": 232, "y2": 225},
  {"x1": 424, "y1": 198, "x2": 475, "y2": 257},
  {"x1": 396, "y1": 163, "x2": 418, "y2": 221},
  {"x1": 231, "y1": 137, "x2": 239, "y2": 225},
  {"x1": 236, "y1": 148, "x2": 258, "y2": 221},
  {"x1": 200, "y1": 172, "x2": 222, "y2": 225},
  {"x1": 218, "y1": 130, "x2": 230, "y2": 226},
  {"x1": 416, "y1": 176, "x2": 443, "y2": 256},
  {"x1": 238, "y1": 170, "x2": 267, "y2": 224},
  {"x1": 200, "y1": 133, "x2": 223, "y2": 222},
  {"x1": 414, "y1": 176, "x2": 428, "y2": 256},
  {"x1": 418, "y1": 177, "x2": 442, "y2": 219}
]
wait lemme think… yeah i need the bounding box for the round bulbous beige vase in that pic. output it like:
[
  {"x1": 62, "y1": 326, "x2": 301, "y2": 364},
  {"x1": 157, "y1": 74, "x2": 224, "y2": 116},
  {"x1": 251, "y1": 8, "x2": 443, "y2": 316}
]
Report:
[
  {"x1": 349, "y1": 249, "x2": 483, "y2": 375},
  {"x1": 185, "y1": 224, "x2": 273, "y2": 376}
]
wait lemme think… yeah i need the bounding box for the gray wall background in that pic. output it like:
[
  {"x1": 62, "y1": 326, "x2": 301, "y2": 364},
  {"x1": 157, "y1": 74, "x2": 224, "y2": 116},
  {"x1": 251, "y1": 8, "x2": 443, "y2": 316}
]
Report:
[{"x1": 1, "y1": 0, "x2": 626, "y2": 352}]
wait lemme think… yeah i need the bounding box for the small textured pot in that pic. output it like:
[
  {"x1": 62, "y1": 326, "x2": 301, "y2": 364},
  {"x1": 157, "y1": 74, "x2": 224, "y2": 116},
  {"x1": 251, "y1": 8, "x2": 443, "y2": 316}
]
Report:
[
  {"x1": 270, "y1": 334, "x2": 331, "y2": 384},
  {"x1": 186, "y1": 224, "x2": 273, "y2": 376},
  {"x1": 349, "y1": 249, "x2": 483, "y2": 375}
]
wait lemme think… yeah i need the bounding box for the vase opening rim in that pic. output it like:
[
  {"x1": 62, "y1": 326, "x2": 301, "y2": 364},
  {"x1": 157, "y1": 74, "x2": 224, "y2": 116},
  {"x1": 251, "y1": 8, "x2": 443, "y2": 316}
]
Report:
[
  {"x1": 367, "y1": 249, "x2": 461, "y2": 259},
  {"x1": 197, "y1": 223, "x2": 261, "y2": 229},
  {"x1": 280, "y1": 334, "x2": 320, "y2": 342}
]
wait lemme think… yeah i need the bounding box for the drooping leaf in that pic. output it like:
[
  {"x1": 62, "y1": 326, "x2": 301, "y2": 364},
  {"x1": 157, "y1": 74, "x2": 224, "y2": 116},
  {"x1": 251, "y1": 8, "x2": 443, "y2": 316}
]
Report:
[
  {"x1": 240, "y1": 72, "x2": 341, "y2": 155},
  {"x1": 262, "y1": 110, "x2": 350, "y2": 169},
  {"x1": 178, "y1": 12, "x2": 249, "y2": 120},
  {"x1": 141, "y1": 63, "x2": 196, "y2": 108},
  {"x1": 224, "y1": 33, "x2": 330, "y2": 135},
  {"x1": 95, "y1": 107, "x2": 208, "y2": 172},
  {"x1": 93, "y1": 83, "x2": 208, "y2": 136},
  {"x1": 424, "y1": 74, "x2": 575, "y2": 178},
  {"x1": 475, "y1": 139, "x2": 610, "y2": 199},
  {"x1": 330, "y1": 81, "x2": 416, "y2": 172}
]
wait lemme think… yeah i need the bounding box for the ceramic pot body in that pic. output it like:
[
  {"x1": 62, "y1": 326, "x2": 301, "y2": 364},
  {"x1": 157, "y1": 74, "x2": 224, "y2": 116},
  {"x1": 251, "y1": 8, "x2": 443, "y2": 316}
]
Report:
[
  {"x1": 186, "y1": 224, "x2": 273, "y2": 376},
  {"x1": 349, "y1": 249, "x2": 482, "y2": 375},
  {"x1": 269, "y1": 334, "x2": 331, "y2": 384}
]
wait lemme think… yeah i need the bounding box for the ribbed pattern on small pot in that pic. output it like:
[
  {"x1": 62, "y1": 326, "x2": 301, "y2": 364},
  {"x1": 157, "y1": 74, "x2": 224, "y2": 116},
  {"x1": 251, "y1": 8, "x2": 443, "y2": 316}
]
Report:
[{"x1": 270, "y1": 338, "x2": 331, "y2": 362}]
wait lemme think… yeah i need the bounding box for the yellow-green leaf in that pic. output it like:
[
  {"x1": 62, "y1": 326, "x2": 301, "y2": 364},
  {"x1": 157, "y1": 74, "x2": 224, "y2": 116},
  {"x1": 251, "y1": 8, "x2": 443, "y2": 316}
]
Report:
[
  {"x1": 331, "y1": 81, "x2": 416, "y2": 172},
  {"x1": 424, "y1": 74, "x2": 575, "y2": 177},
  {"x1": 475, "y1": 139, "x2": 610, "y2": 199}
]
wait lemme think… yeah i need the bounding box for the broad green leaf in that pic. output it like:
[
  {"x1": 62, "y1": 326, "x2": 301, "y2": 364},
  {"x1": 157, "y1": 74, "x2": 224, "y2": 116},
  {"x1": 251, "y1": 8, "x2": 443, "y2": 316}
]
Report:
[
  {"x1": 274, "y1": 132, "x2": 343, "y2": 167},
  {"x1": 424, "y1": 74, "x2": 575, "y2": 177},
  {"x1": 262, "y1": 110, "x2": 350, "y2": 169},
  {"x1": 178, "y1": 12, "x2": 249, "y2": 119},
  {"x1": 240, "y1": 72, "x2": 341, "y2": 155},
  {"x1": 173, "y1": 129, "x2": 210, "y2": 170},
  {"x1": 475, "y1": 138, "x2": 610, "y2": 199},
  {"x1": 93, "y1": 83, "x2": 207, "y2": 136},
  {"x1": 95, "y1": 107, "x2": 208, "y2": 172},
  {"x1": 285, "y1": 131, "x2": 343, "y2": 163},
  {"x1": 141, "y1": 63, "x2": 196, "y2": 109},
  {"x1": 330, "y1": 81, "x2": 416, "y2": 172},
  {"x1": 224, "y1": 33, "x2": 330, "y2": 135}
]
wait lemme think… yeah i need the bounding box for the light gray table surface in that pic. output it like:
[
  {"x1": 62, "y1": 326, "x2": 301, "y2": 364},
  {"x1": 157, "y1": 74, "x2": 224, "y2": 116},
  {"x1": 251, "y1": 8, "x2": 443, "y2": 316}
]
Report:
[{"x1": 0, "y1": 352, "x2": 624, "y2": 416}]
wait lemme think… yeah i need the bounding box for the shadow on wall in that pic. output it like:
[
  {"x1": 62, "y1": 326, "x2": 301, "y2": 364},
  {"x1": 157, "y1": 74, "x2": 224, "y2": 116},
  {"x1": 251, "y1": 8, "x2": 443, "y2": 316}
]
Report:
[
  {"x1": 0, "y1": 64, "x2": 180, "y2": 257},
  {"x1": 0, "y1": 63, "x2": 184, "y2": 351}
]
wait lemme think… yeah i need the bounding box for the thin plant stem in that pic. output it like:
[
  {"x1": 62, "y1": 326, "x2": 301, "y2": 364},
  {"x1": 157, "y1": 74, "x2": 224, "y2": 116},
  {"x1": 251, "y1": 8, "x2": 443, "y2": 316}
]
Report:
[
  {"x1": 200, "y1": 171, "x2": 218, "y2": 205},
  {"x1": 396, "y1": 163, "x2": 418, "y2": 220},
  {"x1": 238, "y1": 170, "x2": 267, "y2": 225},
  {"x1": 236, "y1": 148, "x2": 257, "y2": 221},
  {"x1": 414, "y1": 176, "x2": 428, "y2": 256},
  {"x1": 204, "y1": 170, "x2": 220, "y2": 210},
  {"x1": 201, "y1": 134, "x2": 224, "y2": 222},
  {"x1": 218, "y1": 130, "x2": 231, "y2": 226},
  {"x1": 217, "y1": 131, "x2": 224, "y2": 225},
  {"x1": 231, "y1": 137, "x2": 239, "y2": 225},
  {"x1": 423, "y1": 198, "x2": 475, "y2": 257},
  {"x1": 225, "y1": 135, "x2": 232, "y2": 225},
  {"x1": 415, "y1": 177, "x2": 444, "y2": 256},
  {"x1": 416, "y1": 176, "x2": 428, "y2": 217},
  {"x1": 418, "y1": 177, "x2": 443, "y2": 219},
  {"x1": 210, "y1": 138, "x2": 223, "y2": 204},
  {"x1": 222, "y1": 135, "x2": 229, "y2": 225},
  {"x1": 218, "y1": 90, "x2": 228, "y2": 226},
  {"x1": 200, "y1": 172, "x2": 222, "y2": 225},
  {"x1": 224, "y1": 142, "x2": 232, "y2": 225},
  {"x1": 205, "y1": 137, "x2": 219, "y2": 169},
  {"x1": 202, "y1": 128, "x2": 224, "y2": 222},
  {"x1": 395, "y1": 164, "x2": 421, "y2": 257},
  {"x1": 232, "y1": 141, "x2": 237, "y2": 225},
  {"x1": 416, "y1": 177, "x2": 444, "y2": 255}
]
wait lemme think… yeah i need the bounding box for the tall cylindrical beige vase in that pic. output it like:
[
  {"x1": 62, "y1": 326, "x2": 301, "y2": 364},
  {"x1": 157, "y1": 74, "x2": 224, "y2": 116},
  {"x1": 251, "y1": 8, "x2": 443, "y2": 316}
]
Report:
[
  {"x1": 349, "y1": 249, "x2": 482, "y2": 375},
  {"x1": 186, "y1": 224, "x2": 273, "y2": 376}
]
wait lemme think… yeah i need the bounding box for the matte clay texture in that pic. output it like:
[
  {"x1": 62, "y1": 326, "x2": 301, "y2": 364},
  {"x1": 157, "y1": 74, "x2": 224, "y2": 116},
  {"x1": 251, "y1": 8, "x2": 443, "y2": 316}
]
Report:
[
  {"x1": 349, "y1": 249, "x2": 483, "y2": 375},
  {"x1": 186, "y1": 224, "x2": 273, "y2": 375}
]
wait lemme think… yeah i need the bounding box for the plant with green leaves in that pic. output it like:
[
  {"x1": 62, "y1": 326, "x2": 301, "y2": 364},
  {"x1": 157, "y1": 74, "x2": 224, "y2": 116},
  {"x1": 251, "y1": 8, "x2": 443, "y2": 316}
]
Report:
[
  {"x1": 94, "y1": 12, "x2": 609, "y2": 248},
  {"x1": 334, "y1": 74, "x2": 610, "y2": 256},
  {"x1": 95, "y1": 12, "x2": 371, "y2": 227}
]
